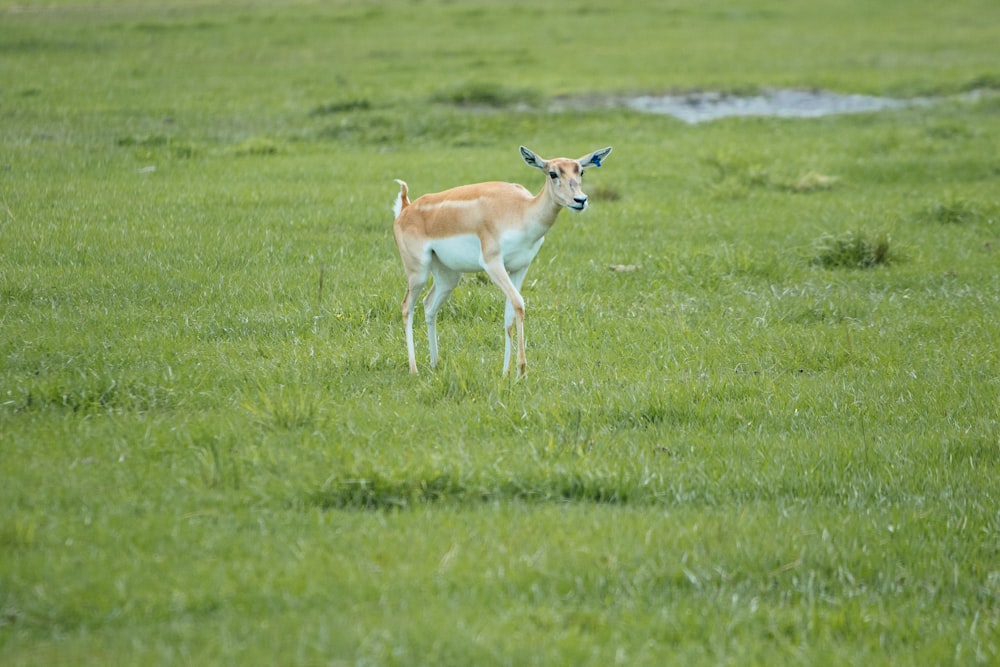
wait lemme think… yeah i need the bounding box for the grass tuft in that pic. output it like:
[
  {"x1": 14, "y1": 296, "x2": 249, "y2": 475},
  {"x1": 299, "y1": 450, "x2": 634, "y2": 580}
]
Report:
[
  {"x1": 244, "y1": 386, "x2": 323, "y2": 431},
  {"x1": 117, "y1": 134, "x2": 199, "y2": 159},
  {"x1": 232, "y1": 137, "x2": 281, "y2": 156},
  {"x1": 305, "y1": 468, "x2": 653, "y2": 511},
  {"x1": 914, "y1": 197, "x2": 988, "y2": 225},
  {"x1": 704, "y1": 153, "x2": 838, "y2": 197},
  {"x1": 431, "y1": 81, "x2": 542, "y2": 108},
  {"x1": 309, "y1": 99, "x2": 373, "y2": 116},
  {"x1": 811, "y1": 229, "x2": 898, "y2": 269},
  {"x1": 788, "y1": 171, "x2": 839, "y2": 193},
  {"x1": 962, "y1": 72, "x2": 1000, "y2": 91}
]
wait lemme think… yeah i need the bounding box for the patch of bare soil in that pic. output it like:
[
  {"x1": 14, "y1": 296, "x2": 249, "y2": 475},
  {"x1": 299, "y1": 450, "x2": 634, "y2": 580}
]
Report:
[{"x1": 551, "y1": 88, "x2": 935, "y2": 123}]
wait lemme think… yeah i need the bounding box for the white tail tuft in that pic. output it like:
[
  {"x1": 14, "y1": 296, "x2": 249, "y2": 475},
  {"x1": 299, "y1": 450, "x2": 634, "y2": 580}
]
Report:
[{"x1": 392, "y1": 179, "x2": 409, "y2": 219}]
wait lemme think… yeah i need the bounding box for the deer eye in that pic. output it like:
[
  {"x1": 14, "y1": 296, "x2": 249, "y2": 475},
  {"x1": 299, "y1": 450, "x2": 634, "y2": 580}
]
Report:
[{"x1": 549, "y1": 171, "x2": 558, "y2": 180}]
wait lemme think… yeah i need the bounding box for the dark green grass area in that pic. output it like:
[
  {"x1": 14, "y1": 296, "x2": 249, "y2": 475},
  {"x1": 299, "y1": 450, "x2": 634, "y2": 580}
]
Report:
[{"x1": 2, "y1": 0, "x2": 999, "y2": 665}]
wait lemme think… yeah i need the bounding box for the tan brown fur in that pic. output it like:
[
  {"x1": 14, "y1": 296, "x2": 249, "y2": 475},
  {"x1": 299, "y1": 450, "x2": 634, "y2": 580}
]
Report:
[{"x1": 392, "y1": 145, "x2": 612, "y2": 375}]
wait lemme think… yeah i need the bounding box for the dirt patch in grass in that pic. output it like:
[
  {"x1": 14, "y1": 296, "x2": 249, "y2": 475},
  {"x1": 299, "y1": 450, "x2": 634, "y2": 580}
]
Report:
[{"x1": 550, "y1": 88, "x2": 996, "y2": 123}]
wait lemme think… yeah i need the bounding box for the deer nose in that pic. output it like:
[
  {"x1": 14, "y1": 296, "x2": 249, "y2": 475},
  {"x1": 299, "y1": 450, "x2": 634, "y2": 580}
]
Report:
[{"x1": 573, "y1": 195, "x2": 588, "y2": 205}]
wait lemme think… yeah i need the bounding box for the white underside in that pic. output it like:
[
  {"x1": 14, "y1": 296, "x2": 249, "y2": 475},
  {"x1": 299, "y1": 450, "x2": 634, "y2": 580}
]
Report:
[
  {"x1": 427, "y1": 234, "x2": 484, "y2": 272},
  {"x1": 427, "y1": 231, "x2": 545, "y2": 273}
]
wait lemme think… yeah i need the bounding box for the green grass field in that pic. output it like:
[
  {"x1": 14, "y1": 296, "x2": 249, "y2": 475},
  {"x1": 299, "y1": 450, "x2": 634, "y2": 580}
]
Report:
[{"x1": 2, "y1": 0, "x2": 999, "y2": 664}]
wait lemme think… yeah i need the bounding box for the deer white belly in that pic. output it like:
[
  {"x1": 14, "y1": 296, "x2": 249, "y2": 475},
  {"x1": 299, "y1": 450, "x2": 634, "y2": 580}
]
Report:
[
  {"x1": 428, "y1": 234, "x2": 486, "y2": 272},
  {"x1": 428, "y1": 233, "x2": 544, "y2": 274}
]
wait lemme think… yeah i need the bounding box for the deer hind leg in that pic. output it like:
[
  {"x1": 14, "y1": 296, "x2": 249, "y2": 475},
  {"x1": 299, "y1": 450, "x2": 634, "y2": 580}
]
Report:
[
  {"x1": 423, "y1": 264, "x2": 461, "y2": 369},
  {"x1": 401, "y1": 285, "x2": 423, "y2": 374},
  {"x1": 401, "y1": 258, "x2": 430, "y2": 374}
]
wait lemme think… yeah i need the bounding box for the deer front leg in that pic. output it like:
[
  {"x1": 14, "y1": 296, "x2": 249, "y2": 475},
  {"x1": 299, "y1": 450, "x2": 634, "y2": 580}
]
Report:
[
  {"x1": 503, "y1": 304, "x2": 515, "y2": 375},
  {"x1": 502, "y1": 265, "x2": 531, "y2": 375},
  {"x1": 483, "y1": 258, "x2": 527, "y2": 376}
]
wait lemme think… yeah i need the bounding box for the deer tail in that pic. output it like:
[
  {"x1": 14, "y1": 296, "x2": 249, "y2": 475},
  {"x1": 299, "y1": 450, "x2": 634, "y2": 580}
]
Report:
[{"x1": 392, "y1": 179, "x2": 409, "y2": 218}]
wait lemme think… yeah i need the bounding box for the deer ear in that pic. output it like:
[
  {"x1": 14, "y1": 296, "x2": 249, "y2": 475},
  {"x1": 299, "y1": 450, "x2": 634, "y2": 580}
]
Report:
[
  {"x1": 520, "y1": 146, "x2": 548, "y2": 170},
  {"x1": 579, "y1": 146, "x2": 612, "y2": 169}
]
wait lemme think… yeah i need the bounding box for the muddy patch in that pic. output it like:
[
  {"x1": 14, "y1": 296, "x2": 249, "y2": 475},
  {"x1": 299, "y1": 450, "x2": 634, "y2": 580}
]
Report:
[
  {"x1": 627, "y1": 89, "x2": 923, "y2": 123},
  {"x1": 552, "y1": 88, "x2": 935, "y2": 123}
]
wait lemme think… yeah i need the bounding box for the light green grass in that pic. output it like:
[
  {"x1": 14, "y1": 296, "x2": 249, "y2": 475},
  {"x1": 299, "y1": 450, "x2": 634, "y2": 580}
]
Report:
[{"x1": 2, "y1": 1, "x2": 999, "y2": 665}]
